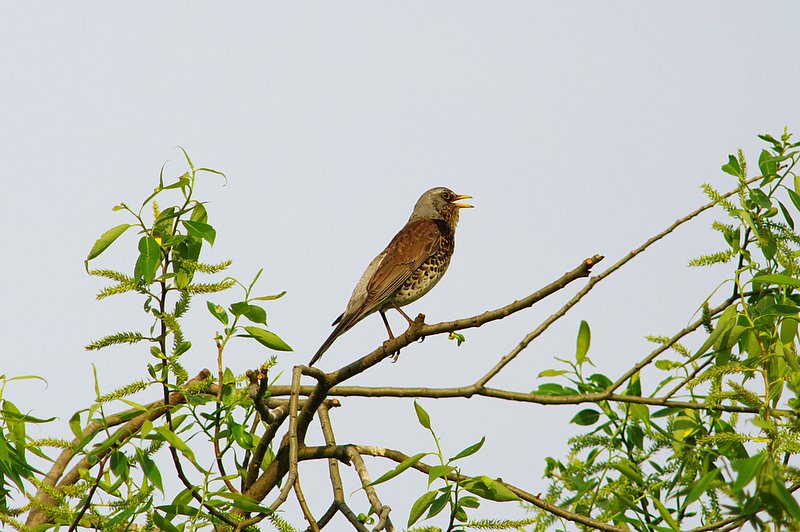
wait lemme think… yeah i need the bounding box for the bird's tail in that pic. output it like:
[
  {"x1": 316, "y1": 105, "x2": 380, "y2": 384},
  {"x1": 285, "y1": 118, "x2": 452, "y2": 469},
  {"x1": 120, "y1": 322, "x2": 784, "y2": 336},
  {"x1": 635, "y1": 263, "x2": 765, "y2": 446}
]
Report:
[{"x1": 308, "y1": 313, "x2": 350, "y2": 366}]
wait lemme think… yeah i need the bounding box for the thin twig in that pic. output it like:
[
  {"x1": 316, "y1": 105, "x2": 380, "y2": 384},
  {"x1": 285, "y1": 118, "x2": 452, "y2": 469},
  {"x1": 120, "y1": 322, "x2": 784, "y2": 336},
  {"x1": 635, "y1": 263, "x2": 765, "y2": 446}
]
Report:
[
  {"x1": 294, "y1": 475, "x2": 320, "y2": 532},
  {"x1": 345, "y1": 447, "x2": 394, "y2": 532},
  {"x1": 299, "y1": 444, "x2": 623, "y2": 532},
  {"x1": 267, "y1": 366, "x2": 302, "y2": 511},
  {"x1": 67, "y1": 451, "x2": 111, "y2": 532}
]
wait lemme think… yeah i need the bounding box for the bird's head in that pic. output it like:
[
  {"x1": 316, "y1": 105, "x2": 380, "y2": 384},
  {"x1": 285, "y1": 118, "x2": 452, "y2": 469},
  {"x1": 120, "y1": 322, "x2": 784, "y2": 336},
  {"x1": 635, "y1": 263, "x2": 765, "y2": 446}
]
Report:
[{"x1": 410, "y1": 187, "x2": 473, "y2": 226}]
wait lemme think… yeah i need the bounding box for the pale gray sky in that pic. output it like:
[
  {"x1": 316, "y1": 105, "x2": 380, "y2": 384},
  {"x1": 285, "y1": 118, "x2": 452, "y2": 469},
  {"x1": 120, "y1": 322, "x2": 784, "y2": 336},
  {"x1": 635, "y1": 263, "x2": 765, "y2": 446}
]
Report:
[{"x1": 2, "y1": 3, "x2": 798, "y2": 529}]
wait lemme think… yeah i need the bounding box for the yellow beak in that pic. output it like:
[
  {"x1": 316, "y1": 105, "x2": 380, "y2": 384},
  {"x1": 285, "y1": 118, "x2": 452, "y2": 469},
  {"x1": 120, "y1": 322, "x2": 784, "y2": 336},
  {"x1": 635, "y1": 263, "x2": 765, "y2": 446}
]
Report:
[{"x1": 452, "y1": 194, "x2": 473, "y2": 209}]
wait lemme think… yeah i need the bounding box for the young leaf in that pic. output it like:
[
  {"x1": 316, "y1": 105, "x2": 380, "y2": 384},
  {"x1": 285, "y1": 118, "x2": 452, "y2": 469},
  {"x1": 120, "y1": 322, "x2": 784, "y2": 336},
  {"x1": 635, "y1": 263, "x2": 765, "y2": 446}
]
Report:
[
  {"x1": 134, "y1": 236, "x2": 162, "y2": 283},
  {"x1": 253, "y1": 291, "x2": 287, "y2": 301},
  {"x1": 182, "y1": 220, "x2": 216, "y2": 246},
  {"x1": 449, "y1": 436, "x2": 486, "y2": 462},
  {"x1": 427, "y1": 465, "x2": 456, "y2": 485},
  {"x1": 427, "y1": 491, "x2": 450, "y2": 519},
  {"x1": 154, "y1": 426, "x2": 197, "y2": 464},
  {"x1": 240, "y1": 326, "x2": 292, "y2": 351},
  {"x1": 231, "y1": 302, "x2": 268, "y2": 325},
  {"x1": 86, "y1": 223, "x2": 132, "y2": 263},
  {"x1": 721, "y1": 154, "x2": 741, "y2": 177},
  {"x1": 652, "y1": 498, "x2": 680, "y2": 530},
  {"x1": 206, "y1": 301, "x2": 229, "y2": 325},
  {"x1": 414, "y1": 401, "x2": 431, "y2": 429},
  {"x1": 732, "y1": 453, "x2": 767, "y2": 491},
  {"x1": 152, "y1": 511, "x2": 181, "y2": 532},
  {"x1": 408, "y1": 490, "x2": 438, "y2": 527},
  {"x1": 368, "y1": 452, "x2": 429, "y2": 487},
  {"x1": 460, "y1": 476, "x2": 519, "y2": 502},
  {"x1": 538, "y1": 369, "x2": 569, "y2": 378},
  {"x1": 758, "y1": 148, "x2": 778, "y2": 177},
  {"x1": 570, "y1": 409, "x2": 600, "y2": 426},
  {"x1": 576, "y1": 320, "x2": 591, "y2": 363},
  {"x1": 752, "y1": 273, "x2": 800, "y2": 288},
  {"x1": 215, "y1": 492, "x2": 273, "y2": 514},
  {"x1": 683, "y1": 468, "x2": 720, "y2": 508}
]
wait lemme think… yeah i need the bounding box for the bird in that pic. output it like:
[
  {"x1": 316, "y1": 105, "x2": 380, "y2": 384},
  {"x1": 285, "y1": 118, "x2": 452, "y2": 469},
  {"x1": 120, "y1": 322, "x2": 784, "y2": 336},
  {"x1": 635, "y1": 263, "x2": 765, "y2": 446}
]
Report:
[{"x1": 309, "y1": 187, "x2": 473, "y2": 366}]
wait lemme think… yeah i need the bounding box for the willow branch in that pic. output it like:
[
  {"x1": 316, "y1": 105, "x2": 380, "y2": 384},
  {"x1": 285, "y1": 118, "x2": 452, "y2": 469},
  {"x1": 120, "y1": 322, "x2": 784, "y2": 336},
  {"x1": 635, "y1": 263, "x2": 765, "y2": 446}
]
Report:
[
  {"x1": 297, "y1": 444, "x2": 623, "y2": 532},
  {"x1": 317, "y1": 404, "x2": 372, "y2": 531},
  {"x1": 27, "y1": 369, "x2": 212, "y2": 527}
]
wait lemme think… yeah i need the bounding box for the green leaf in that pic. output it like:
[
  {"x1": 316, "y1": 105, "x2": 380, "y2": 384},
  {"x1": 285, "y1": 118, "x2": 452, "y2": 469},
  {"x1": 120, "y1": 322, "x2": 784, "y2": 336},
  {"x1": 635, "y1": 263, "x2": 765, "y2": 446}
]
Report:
[
  {"x1": 214, "y1": 492, "x2": 273, "y2": 514},
  {"x1": 752, "y1": 273, "x2": 800, "y2": 288},
  {"x1": 788, "y1": 189, "x2": 800, "y2": 213},
  {"x1": 253, "y1": 291, "x2": 287, "y2": 301},
  {"x1": 230, "y1": 302, "x2": 268, "y2": 325},
  {"x1": 683, "y1": 469, "x2": 720, "y2": 507},
  {"x1": 157, "y1": 504, "x2": 206, "y2": 519},
  {"x1": 538, "y1": 369, "x2": 569, "y2": 378},
  {"x1": 414, "y1": 401, "x2": 431, "y2": 429},
  {"x1": 427, "y1": 465, "x2": 456, "y2": 485},
  {"x1": 134, "y1": 236, "x2": 162, "y2": 283},
  {"x1": 138, "y1": 450, "x2": 163, "y2": 493},
  {"x1": 206, "y1": 301, "x2": 229, "y2": 325},
  {"x1": 655, "y1": 360, "x2": 682, "y2": 371},
  {"x1": 628, "y1": 403, "x2": 650, "y2": 424},
  {"x1": 448, "y1": 331, "x2": 466, "y2": 346},
  {"x1": 770, "y1": 478, "x2": 800, "y2": 521},
  {"x1": 196, "y1": 167, "x2": 228, "y2": 184},
  {"x1": 460, "y1": 476, "x2": 519, "y2": 502},
  {"x1": 86, "y1": 224, "x2": 132, "y2": 263},
  {"x1": 458, "y1": 495, "x2": 480, "y2": 509},
  {"x1": 240, "y1": 326, "x2": 292, "y2": 351},
  {"x1": 182, "y1": 220, "x2": 216, "y2": 246},
  {"x1": 231, "y1": 423, "x2": 254, "y2": 449},
  {"x1": 69, "y1": 412, "x2": 83, "y2": 440},
  {"x1": 693, "y1": 304, "x2": 738, "y2": 357},
  {"x1": 721, "y1": 154, "x2": 741, "y2": 177},
  {"x1": 749, "y1": 188, "x2": 772, "y2": 209},
  {"x1": 369, "y1": 452, "x2": 429, "y2": 486},
  {"x1": 570, "y1": 409, "x2": 600, "y2": 426},
  {"x1": 732, "y1": 453, "x2": 767, "y2": 491},
  {"x1": 652, "y1": 498, "x2": 679, "y2": 530},
  {"x1": 449, "y1": 436, "x2": 485, "y2": 462},
  {"x1": 612, "y1": 459, "x2": 644, "y2": 485},
  {"x1": 427, "y1": 491, "x2": 451, "y2": 519},
  {"x1": 576, "y1": 320, "x2": 591, "y2": 363},
  {"x1": 408, "y1": 490, "x2": 437, "y2": 527},
  {"x1": 151, "y1": 511, "x2": 181, "y2": 532},
  {"x1": 531, "y1": 382, "x2": 580, "y2": 396},
  {"x1": 154, "y1": 426, "x2": 197, "y2": 463},
  {"x1": 110, "y1": 449, "x2": 129, "y2": 478},
  {"x1": 758, "y1": 149, "x2": 778, "y2": 176}
]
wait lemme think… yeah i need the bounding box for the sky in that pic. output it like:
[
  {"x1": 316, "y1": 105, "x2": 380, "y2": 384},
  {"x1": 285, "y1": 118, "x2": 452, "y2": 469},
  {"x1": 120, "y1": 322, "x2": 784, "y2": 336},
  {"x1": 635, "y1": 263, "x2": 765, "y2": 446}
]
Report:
[{"x1": 2, "y1": 3, "x2": 799, "y2": 529}]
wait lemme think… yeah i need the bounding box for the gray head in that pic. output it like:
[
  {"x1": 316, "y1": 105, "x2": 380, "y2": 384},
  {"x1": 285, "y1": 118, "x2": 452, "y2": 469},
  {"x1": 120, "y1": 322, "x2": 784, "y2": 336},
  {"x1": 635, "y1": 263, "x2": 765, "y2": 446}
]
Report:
[{"x1": 408, "y1": 187, "x2": 473, "y2": 225}]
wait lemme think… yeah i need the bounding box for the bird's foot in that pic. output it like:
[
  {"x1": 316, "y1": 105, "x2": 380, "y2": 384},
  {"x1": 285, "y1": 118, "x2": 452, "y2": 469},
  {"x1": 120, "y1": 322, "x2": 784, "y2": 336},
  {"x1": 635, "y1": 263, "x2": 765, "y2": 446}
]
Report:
[
  {"x1": 404, "y1": 313, "x2": 425, "y2": 332},
  {"x1": 382, "y1": 339, "x2": 402, "y2": 361}
]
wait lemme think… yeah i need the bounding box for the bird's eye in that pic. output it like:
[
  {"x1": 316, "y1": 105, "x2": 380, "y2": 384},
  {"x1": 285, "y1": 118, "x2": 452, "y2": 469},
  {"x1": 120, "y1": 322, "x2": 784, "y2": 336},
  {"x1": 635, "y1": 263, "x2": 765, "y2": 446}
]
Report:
[{"x1": 442, "y1": 190, "x2": 451, "y2": 200}]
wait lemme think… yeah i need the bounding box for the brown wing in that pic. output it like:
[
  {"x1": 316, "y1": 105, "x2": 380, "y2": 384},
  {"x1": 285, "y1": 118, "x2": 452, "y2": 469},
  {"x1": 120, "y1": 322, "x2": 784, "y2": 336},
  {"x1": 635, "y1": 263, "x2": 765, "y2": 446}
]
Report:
[
  {"x1": 362, "y1": 218, "x2": 443, "y2": 311},
  {"x1": 309, "y1": 219, "x2": 443, "y2": 366}
]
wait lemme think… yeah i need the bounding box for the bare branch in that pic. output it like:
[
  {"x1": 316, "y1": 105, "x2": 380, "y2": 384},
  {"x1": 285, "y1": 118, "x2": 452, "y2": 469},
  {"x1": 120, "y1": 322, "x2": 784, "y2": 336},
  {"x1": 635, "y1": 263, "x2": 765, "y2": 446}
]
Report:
[{"x1": 299, "y1": 444, "x2": 624, "y2": 532}]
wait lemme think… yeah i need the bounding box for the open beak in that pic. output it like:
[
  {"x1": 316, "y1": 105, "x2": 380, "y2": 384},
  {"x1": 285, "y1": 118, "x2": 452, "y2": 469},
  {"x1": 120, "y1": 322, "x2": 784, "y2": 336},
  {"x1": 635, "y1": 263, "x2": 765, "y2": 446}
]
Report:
[{"x1": 452, "y1": 194, "x2": 473, "y2": 209}]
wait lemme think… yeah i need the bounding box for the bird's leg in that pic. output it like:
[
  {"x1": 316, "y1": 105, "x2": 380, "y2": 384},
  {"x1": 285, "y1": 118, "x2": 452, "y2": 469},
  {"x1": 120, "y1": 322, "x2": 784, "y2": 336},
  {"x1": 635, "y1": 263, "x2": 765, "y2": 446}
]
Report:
[
  {"x1": 379, "y1": 310, "x2": 401, "y2": 361},
  {"x1": 393, "y1": 304, "x2": 426, "y2": 345},
  {"x1": 392, "y1": 305, "x2": 415, "y2": 327},
  {"x1": 380, "y1": 309, "x2": 405, "y2": 362},
  {"x1": 380, "y1": 310, "x2": 396, "y2": 339}
]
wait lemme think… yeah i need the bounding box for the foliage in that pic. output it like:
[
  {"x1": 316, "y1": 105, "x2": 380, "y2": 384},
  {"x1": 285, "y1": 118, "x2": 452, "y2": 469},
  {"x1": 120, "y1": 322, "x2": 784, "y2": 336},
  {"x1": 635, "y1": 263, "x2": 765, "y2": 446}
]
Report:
[
  {"x1": 2, "y1": 132, "x2": 799, "y2": 531},
  {"x1": 534, "y1": 129, "x2": 800, "y2": 530}
]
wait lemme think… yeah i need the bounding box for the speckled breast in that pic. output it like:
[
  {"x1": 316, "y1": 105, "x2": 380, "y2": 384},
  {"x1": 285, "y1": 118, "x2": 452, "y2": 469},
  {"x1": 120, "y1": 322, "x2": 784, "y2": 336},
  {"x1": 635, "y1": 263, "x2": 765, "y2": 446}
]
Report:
[{"x1": 391, "y1": 238, "x2": 454, "y2": 307}]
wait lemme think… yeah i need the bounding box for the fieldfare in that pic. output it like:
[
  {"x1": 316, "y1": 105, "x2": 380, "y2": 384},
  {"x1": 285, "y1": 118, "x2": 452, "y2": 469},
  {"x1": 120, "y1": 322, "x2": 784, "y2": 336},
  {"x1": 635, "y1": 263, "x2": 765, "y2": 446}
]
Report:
[{"x1": 309, "y1": 187, "x2": 473, "y2": 366}]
